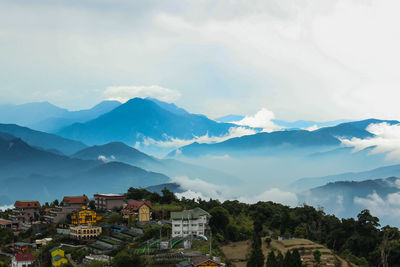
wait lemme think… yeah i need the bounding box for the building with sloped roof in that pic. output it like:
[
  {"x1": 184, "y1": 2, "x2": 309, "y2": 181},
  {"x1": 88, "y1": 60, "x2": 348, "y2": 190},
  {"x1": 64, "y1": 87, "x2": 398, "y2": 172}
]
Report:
[
  {"x1": 11, "y1": 253, "x2": 35, "y2": 267},
  {"x1": 171, "y1": 207, "x2": 210, "y2": 238},
  {"x1": 10, "y1": 201, "x2": 41, "y2": 223},
  {"x1": 121, "y1": 200, "x2": 152, "y2": 222}
]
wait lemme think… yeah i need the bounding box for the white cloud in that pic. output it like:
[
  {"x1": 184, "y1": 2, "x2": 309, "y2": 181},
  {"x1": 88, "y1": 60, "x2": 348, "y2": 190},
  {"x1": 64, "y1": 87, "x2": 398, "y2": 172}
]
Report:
[
  {"x1": 98, "y1": 155, "x2": 116, "y2": 163},
  {"x1": 103, "y1": 85, "x2": 181, "y2": 103},
  {"x1": 354, "y1": 191, "x2": 400, "y2": 218},
  {"x1": 238, "y1": 188, "x2": 298, "y2": 207},
  {"x1": 0, "y1": 204, "x2": 13, "y2": 211},
  {"x1": 304, "y1": 124, "x2": 320, "y2": 131},
  {"x1": 340, "y1": 122, "x2": 400, "y2": 161},
  {"x1": 233, "y1": 108, "x2": 281, "y2": 132},
  {"x1": 172, "y1": 176, "x2": 298, "y2": 206},
  {"x1": 136, "y1": 126, "x2": 257, "y2": 149}
]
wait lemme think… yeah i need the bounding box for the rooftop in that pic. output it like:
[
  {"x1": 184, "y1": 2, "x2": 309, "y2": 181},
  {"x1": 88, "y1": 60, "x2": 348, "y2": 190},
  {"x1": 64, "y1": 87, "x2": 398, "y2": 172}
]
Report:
[
  {"x1": 15, "y1": 253, "x2": 35, "y2": 262},
  {"x1": 62, "y1": 196, "x2": 89, "y2": 204},
  {"x1": 14, "y1": 200, "x2": 41, "y2": 209},
  {"x1": 171, "y1": 207, "x2": 210, "y2": 220},
  {"x1": 122, "y1": 200, "x2": 152, "y2": 213}
]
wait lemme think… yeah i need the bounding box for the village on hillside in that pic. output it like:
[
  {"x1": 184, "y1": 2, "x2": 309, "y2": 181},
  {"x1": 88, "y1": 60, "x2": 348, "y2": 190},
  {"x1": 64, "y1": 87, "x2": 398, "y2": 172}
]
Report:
[{"x1": 0, "y1": 187, "x2": 361, "y2": 267}]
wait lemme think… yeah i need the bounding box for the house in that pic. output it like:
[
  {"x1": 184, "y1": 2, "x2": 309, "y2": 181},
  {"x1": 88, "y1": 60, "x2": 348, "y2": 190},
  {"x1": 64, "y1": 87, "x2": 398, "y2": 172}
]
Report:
[
  {"x1": 11, "y1": 253, "x2": 35, "y2": 267},
  {"x1": 121, "y1": 200, "x2": 152, "y2": 222},
  {"x1": 45, "y1": 195, "x2": 90, "y2": 223},
  {"x1": 94, "y1": 193, "x2": 126, "y2": 210},
  {"x1": 171, "y1": 207, "x2": 210, "y2": 238},
  {"x1": 176, "y1": 256, "x2": 221, "y2": 267},
  {"x1": 50, "y1": 247, "x2": 68, "y2": 266},
  {"x1": 9, "y1": 201, "x2": 41, "y2": 223},
  {"x1": 0, "y1": 219, "x2": 19, "y2": 230},
  {"x1": 191, "y1": 256, "x2": 220, "y2": 267},
  {"x1": 70, "y1": 224, "x2": 102, "y2": 240},
  {"x1": 71, "y1": 207, "x2": 97, "y2": 225}
]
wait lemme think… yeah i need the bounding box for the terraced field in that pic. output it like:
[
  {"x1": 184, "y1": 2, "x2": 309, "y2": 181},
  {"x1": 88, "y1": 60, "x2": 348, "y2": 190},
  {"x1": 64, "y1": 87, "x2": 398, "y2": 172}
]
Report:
[{"x1": 221, "y1": 238, "x2": 358, "y2": 267}]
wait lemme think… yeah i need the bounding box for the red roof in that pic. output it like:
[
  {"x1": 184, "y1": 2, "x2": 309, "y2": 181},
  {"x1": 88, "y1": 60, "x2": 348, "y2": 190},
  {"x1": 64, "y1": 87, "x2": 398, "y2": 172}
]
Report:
[
  {"x1": 62, "y1": 196, "x2": 89, "y2": 204},
  {"x1": 14, "y1": 201, "x2": 41, "y2": 209},
  {"x1": 0, "y1": 220, "x2": 13, "y2": 225},
  {"x1": 122, "y1": 201, "x2": 151, "y2": 213},
  {"x1": 191, "y1": 256, "x2": 217, "y2": 266},
  {"x1": 15, "y1": 253, "x2": 35, "y2": 262}
]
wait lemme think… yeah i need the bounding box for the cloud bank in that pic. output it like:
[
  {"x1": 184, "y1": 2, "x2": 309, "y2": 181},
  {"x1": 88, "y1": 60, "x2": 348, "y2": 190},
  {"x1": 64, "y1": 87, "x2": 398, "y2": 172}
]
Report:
[
  {"x1": 233, "y1": 108, "x2": 281, "y2": 132},
  {"x1": 341, "y1": 122, "x2": 400, "y2": 161},
  {"x1": 104, "y1": 85, "x2": 181, "y2": 103},
  {"x1": 354, "y1": 191, "x2": 400, "y2": 219},
  {"x1": 135, "y1": 126, "x2": 257, "y2": 150},
  {"x1": 172, "y1": 176, "x2": 298, "y2": 207}
]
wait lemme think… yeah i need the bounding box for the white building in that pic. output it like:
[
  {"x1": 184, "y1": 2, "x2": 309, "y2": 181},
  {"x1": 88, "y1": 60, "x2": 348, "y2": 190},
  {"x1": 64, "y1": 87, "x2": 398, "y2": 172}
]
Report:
[
  {"x1": 12, "y1": 254, "x2": 35, "y2": 267},
  {"x1": 171, "y1": 207, "x2": 211, "y2": 238}
]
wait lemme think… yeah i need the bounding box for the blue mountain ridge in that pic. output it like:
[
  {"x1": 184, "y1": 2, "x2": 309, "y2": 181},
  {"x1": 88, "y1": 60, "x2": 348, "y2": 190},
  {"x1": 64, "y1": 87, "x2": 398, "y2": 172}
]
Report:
[
  {"x1": 168, "y1": 119, "x2": 399, "y2": 157},
  {"x1": 57, "y1": 98, "x2": 236, "y2": 146}
]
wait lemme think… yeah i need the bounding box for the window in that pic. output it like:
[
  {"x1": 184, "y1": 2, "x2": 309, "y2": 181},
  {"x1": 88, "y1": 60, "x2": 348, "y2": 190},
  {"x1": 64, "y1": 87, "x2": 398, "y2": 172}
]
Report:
[
  {"x1": 191, "y1": 224, "x2": 197, "y2": 227},
  {"x1": 174, "y1": 231, "x2": 180, "y2": 234},
  {"x1": 192, "y1": 231, "x2": 197, "y2": 234},
  {"x1": 199, "y1": 223, "x2": 203, "y2": 226},
  {"x1": 174, "y1": 224, "x2": 180, "y2": 227}
]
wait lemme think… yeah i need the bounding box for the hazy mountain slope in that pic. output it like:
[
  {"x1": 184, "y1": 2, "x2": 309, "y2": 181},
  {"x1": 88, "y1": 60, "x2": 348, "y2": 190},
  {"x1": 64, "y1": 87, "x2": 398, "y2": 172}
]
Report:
[
  {"x1": 0, "y1": 101, "x2": 121, "y2": 132},
  {"x1": 0, "y1": 138, "x2": 169, "y2": 205},
  {"x1": 299, "y1": 177, "x2": 400, "y2": 224},
  {"x1": 72, "y1": 142, "x2": 157, "y2": 165},
  {"x1": 58, "y1": 98, "x2": 235, "y2": 146},
  {"x1": 30, "y1": 100, "x2": 121, "y2": 132},
  {"x1": 0, "y1": 124, "x2": 87, "y2": 155},
  {"x1": 169, "y1": 119, "x2": 398, "y2": 157},
  {"x1": 72, "y1": 142, "x2": 242, "y2": 185},
  {"x1": 292, "y1": 163, "x2": 400, "y2": 190},
  {"x1": 0, "y1": 102, "x2": 68, "y2": 126},
  {"x1": 0, "y1": 136, "x2": 97, "y2": 178}
]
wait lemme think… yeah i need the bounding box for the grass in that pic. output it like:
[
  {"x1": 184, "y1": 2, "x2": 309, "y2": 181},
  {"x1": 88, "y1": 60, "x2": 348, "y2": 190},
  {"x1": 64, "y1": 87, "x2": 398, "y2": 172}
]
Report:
[{"x1": 100, "y1": 237, "x2": 120, "y2": 246}]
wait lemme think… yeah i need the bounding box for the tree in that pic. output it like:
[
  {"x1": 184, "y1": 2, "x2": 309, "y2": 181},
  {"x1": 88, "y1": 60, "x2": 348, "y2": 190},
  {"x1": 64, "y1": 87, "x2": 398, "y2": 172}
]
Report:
[
  {"x1": 313, "y1": 249, "x2": 321, "y2": 265},
  {"x1": 160, "y1": 188, "x2": 177, "y2": 204},
  {"x1": 247, "y1": 231, "x2": 265, "y2": 267},
  {"x1": 265, "y1": 237, "x2": 272, "y2": 248},
  {"x1": 112, "y1": 252, "x2": 146, "y2": 267},
  {"x1": 291, "y1": 249, "x2": 302, "y2": 267},
  {"x1": 209, "y1": 207, "x2": 230, "y2": 234},
  {"x1": 265, "y1": 251, "x2": 279, "y2": 267}
]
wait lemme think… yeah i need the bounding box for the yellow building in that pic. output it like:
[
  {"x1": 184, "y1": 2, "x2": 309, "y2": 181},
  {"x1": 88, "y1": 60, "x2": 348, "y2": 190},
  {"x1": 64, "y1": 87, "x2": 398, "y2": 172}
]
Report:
[
  {"x1": 70, "y1": 225, "x2": 102, "y2": 240},
  {"x1": 121, "y1": 201, "x2": 152, "y2": 223},
  {"x1": 50, "y1": 247, "x2": 68, "y2": 266},
  {"x1": 71, "y1": 206, "x2": 97, "y2": 225}
]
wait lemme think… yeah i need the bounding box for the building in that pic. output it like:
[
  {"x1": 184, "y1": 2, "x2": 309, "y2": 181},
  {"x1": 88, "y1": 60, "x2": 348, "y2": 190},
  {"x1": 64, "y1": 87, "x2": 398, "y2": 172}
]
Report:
[
  {"x1": 70, "y1": 225, "x2": 102, "y2": 240},
  {"x1": 121, "y1": 200, "x2": 152, "y2": 223},
  {"x1": 94, "y1": 193, "x2": 125, "y2": 210},
  {"x1": 83, "y1": 254, "x2": 112, "y2": 265},
  {"x1": 44, "y1": 195, "x2": 90, "y2": 223},
  {"x1": 71, "y1": 207, "x2": 97, "y2": 225},
  {"x1": 176, "y1": 256, "x2": 221, "y2": 267},
  {"x1": 171, "y1": 207, "x2": 210, "y2": 238},
  {"x1": 35, "y1": 237, "x2": 53, "y2": 247},
  {"x1": 50, "y1": 247, "x2": 68, "y2": 266},
  {"x1": 0, "y1": 219, "x2": 19, "y2": 230},
  {"x1": 11, "y1": 253, "x2": 35, "y2": 267},
  {"x1": 191, "y1": 256, "x2": 221, "y2": 267},
  {"x1": 10, "y1": 201, "x2": 41, "y2": 223}
]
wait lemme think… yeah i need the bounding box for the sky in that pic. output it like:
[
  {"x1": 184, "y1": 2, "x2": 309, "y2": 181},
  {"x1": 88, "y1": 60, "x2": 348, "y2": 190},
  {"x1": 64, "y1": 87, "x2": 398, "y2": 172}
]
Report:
[{"x1": 1, "y1": 0, "x2": 400, "y2": 121}]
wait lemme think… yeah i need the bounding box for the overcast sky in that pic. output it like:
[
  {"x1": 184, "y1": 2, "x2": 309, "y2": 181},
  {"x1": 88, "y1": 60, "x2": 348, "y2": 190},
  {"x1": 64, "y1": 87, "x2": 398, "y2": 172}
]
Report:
[{"x1": 1, "y1": 0, "x2": 400, "y2": 121}]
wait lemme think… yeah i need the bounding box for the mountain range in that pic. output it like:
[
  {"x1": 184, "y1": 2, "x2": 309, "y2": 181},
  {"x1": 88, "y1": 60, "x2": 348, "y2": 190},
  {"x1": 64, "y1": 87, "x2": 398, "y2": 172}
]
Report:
[
  {"x1": 0, "y1": 100, "x2": 121, "y2": 132},
  {"x1": 0, "y1": 133, "x2": 169, "y2": 205},
  {"x1": 299, "y1": 176, "x2": 400, "y2": 225},
  {"x1": 168, "y1": 119, "x2": 398, "y2": 157},
  {"x1": 57, "y1": 98, "x2": 236, "y2": 146},
  {"x1": 292, "y1": 163, "x2": 400, "y2": 191}
]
